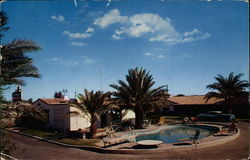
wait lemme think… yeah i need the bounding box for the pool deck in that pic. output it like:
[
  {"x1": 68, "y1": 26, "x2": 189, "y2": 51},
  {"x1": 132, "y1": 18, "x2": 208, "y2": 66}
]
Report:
[
  {"x1": 98, "y1": 122, "x2": 240, "y2": 154},
  {"x1": 7, "y1": 122, "x2": 249, "y2": 159}
]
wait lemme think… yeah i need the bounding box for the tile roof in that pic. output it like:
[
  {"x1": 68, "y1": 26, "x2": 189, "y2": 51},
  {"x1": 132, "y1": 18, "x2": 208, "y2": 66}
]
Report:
[
  {"x1": 167, "y1": 95, "x2": 224, "y2": 105},
  {"x1": 39, "y1": 98, "x2": 70, "y2": 105}
]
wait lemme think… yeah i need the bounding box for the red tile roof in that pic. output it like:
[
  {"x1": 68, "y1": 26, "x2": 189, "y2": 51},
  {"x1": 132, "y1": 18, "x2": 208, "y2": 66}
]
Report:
[
  {"x1": 167, "y1": 95, "x2": 224, "y2": 105},
  {"x1": 39, "y1": 98, "x2": 69, "y2": 105}
]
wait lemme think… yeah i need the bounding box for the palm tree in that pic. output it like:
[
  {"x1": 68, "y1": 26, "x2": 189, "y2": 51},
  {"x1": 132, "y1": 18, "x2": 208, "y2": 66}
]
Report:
[
  {"x1": 110, "y1": 67, "x2": 169, "y2": 129},
  {"x1": 204, "y1": 72, "x2": 248, "y2": 114},
  {"x1": 0, "y1": 11, "x2": 42, "y2": 153},
  {"x1": 12, "y1": 103, "x2": 46, "y2": 127},
  {"x1": 69, "y1": 89, "x2": 110, "y2": 138},
  {"x1": 0, "y1": 39, "x2": 41, "y2": 85},
  {"x1": 0, "y1": 11, "x2": 41, "y2": 86}
]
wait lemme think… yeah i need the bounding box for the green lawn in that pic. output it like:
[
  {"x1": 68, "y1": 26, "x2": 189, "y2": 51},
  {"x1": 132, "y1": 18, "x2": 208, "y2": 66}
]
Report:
[
  {"x1": 20, "y1": 128, "x2": 64, "y2": 138},
  {"x1": 55, "y1": 138, "x2": 101, "y2": 147}
]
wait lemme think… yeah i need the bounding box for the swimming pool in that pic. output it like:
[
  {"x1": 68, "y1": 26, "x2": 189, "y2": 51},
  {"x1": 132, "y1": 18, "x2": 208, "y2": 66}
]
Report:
[{"x1": 136, "y1": 125, "x2": 219, "y2": 144}]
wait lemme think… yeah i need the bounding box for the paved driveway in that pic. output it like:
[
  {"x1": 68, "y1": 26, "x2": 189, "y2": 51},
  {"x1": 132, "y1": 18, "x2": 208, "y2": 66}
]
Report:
[{"x1": 8, "y1": 122, "x2": 249, "y2": 160}]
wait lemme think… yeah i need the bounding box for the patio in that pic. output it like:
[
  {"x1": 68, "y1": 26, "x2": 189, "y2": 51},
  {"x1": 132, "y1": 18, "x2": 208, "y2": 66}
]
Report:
[{"x1": 7, "y1": 122, "x2": 249, "y2": 159}]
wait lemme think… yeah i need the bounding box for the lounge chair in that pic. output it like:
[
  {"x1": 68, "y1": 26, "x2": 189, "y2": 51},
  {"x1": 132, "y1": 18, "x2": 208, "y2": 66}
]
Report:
[
  {"x1": 214, "y1": 122, "x2": 238, "y2": 136},
  {"x1": 105, "y1": 127, "x2": 117, "y2": 138}
]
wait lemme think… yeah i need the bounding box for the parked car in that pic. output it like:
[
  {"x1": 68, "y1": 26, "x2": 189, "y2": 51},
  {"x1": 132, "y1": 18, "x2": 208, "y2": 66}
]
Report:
[{"x1": 197, "y1": 111, "x2": 235, "y2": 122}]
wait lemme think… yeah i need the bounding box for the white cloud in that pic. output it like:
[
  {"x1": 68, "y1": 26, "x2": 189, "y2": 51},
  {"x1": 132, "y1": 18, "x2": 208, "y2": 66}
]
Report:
[
  {"x1": 144, "y1": 52, "x2": 165, "y2": 59},
  {"x1": 157, "y1": 55, "x2": 164, "y2": 58},
  {"x1": 82, "y1": 55, "x2": 98, "y2": 64},
  {"x1": 94, "y1": 9, "x2": 210, "y2": 44},
  {"x1": 144, "y1": 52, "x2": 155, "y2": 56},
  {"x1": 112, "y1": 34, "x2": 122, "y2": 40},
  {"x1": 48, "y1": 56, "x2": 98, "y2": 66},
  {"x1": 69, "y1": 42, "x2": 87, "y2": 47},
  {"x1": 86, "y1": 27, "x2": 95, "y2": 33},
  {"x1": 178, "y1": 53, "x2": 193, "y2": 59},
  {"x1": 50, "y1": 57, "x2": 60, "y2": 61},
  {"x1": 48, "y1": 57, "x2": 79, "y2": 66},
  {"x1": 63, "y1": 30, "x2": 92, "y2": 39},
  {"x1": 183, "y1": 29, "x2": 200, "y2": 37},
  {"x1": 94, "y1": 9, "x2": 128, "y2": 28},
  {"x1": 84, "y1": 58, "x2": 95, "y2": 64},
  {"x1": 51, "y1": 15, "x2": 65, "y2": 22},
  {"x1": 128, "y1": 14, "x2": 177, "y2": 38}
]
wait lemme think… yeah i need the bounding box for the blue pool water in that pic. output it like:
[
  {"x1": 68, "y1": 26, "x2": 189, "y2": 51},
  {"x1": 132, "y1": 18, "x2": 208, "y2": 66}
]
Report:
[{"x1": 136, "y1": 125, "x2": 219, "y2": 144}]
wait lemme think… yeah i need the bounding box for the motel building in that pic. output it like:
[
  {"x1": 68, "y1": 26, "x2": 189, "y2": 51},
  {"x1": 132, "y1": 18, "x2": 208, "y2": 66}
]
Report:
[
  {"x1": 32, "y1": 98, "x2": 91, "y2": 132},
  {"x1": 32, "y1": 97, "x2": 135, "y2": 132}
]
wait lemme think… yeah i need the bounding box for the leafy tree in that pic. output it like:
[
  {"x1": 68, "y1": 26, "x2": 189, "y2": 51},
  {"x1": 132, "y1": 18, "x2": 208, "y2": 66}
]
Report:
[
  {"x1": 205, "y1": 72, "x2": 248, "y2": 113},
  {"x1": 110, "y1": 67, "x2": 169, "y2": 129},
  {"x1": 54, "y1": 91, "x2": 63, "y2": 98},
  {"x1": 69, "y1": 89, "x2": 110, "y2": 138}
]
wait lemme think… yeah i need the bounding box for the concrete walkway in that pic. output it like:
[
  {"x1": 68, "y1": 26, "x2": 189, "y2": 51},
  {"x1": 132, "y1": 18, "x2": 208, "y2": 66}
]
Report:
[{"x1": 8, "y1": 122, "x2": 249, "y2": 159}]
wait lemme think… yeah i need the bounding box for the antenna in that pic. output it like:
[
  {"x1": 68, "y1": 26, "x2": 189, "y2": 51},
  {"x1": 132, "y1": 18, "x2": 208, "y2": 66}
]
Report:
[
  {"x1": 62, "y1": 89, "x2": 68, "y2": 96},
  {"x1": 74, "y1": 91, "x2": 77, "y2": 99},
  {"x1": 97, "y1": 63, "x2": 103, "y2": 91}
]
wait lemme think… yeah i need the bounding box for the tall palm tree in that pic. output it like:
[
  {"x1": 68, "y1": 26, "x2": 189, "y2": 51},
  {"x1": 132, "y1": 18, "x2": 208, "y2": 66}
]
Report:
[
  {"x1": 110, "y1": 67, "x2": 169, "y2": 129},
  {"x1": 204, "y1": 72, "x2": 248, "y2": 114},
  {"x1": 69, "y1": 89, "x2": 110, "y2": 138},
  {"x1": 0, "y1": 11, "x2": 42, "y2": 153},
  {"x1": 0, "y1": 11, "x2": 41, "y2": 86}
]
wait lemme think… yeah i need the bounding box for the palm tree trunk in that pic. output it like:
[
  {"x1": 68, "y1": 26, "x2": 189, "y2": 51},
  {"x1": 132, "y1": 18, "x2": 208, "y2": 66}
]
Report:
[
  {"x1": 89, "y1": 114, "x2": 97, "y2": 138},
  {"x1": 228, "y1": 98, "x2": 232, "y2": 114},
  {"x1": 135, "y1": 110, "x2": 143, "y2": 129}
]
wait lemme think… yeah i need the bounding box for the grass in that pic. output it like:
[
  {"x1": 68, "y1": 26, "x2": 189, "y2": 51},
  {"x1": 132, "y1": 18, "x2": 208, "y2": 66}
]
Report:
[
  {"x1": 20, "y1": 128, "x2": 64, "y2": 138},
  {"x1": 20, "y1": 128, "x2": 101, "y2": 147},
  {"x1": 55, "y1": 138, "x2": 101, "y2": 147}
]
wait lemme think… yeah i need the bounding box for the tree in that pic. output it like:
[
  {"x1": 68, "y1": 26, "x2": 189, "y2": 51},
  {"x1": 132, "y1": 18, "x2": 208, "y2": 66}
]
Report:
[
  {"x1": 110, "y1": 67, "x2": 169, "y2": 129},
  {"x1": 204, "y1": 72, "x2": 248, "y2": 114},
  {"x1": 54, "y1": 91, "x2": 64, "y2": 98},
  {"x1": 1, "y1": 102, "x2": 47, "y2": 128},
  {"x1": 0, "y1": 11, "x2": 41, "y2": 86},
  {"x1": 69, "y1": 89, "x2": 110, "y2": 138}
]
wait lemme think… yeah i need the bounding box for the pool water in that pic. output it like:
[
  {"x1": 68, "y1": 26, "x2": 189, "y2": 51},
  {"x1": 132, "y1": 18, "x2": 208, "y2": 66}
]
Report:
[{"x1": 136, "y1": 125, "x2": 219, "y2": 144}]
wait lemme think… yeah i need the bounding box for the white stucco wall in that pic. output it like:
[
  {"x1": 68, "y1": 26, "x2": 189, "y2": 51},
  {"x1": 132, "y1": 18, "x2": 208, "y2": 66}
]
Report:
[
  {"x1": 33, "y1": 99, "x2": 91, "y2": 131},
  {"x1": 69, "y1": 106, "x2": 90, "y2": 130}
]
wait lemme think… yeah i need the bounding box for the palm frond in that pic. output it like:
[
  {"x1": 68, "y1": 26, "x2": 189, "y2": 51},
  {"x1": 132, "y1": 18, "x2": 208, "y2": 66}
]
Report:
[{"x1": 0, "y1": 39, "x2": 42, "y2": 86}]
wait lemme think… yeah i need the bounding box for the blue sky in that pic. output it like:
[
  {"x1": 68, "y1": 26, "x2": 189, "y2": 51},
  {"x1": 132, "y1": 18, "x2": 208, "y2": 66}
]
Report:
[{"x1": 2, "y1": 0, "x2": 249, "y2": 100}]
